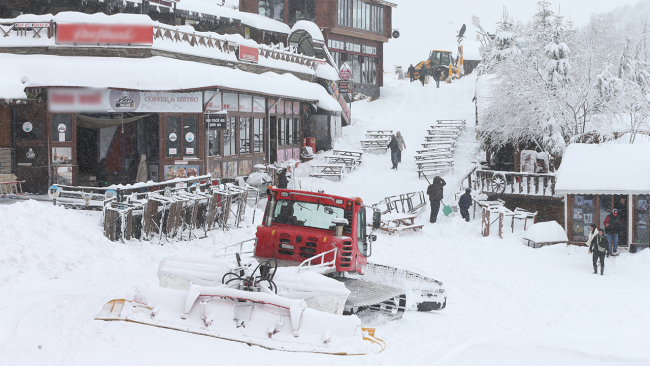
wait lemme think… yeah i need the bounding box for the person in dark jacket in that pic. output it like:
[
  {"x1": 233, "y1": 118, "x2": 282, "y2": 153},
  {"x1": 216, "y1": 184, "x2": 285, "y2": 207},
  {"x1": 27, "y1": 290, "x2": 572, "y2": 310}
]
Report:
[
  {"x1": 603, "y1": 209, "x2": 622, "y2": 254},
  {"x1": 419, "y1": 68, "x2": 427, "y2": 86},
  {"x1": 432, "y1": 67, "x2": 441, "y2": 88},
  {"x1": 277, "y1": 168, "x2": 288, "y2": 189},
  {"x1": 388, "y1": 134, "x2": 400, "y2": 169},
  {"x1": 589, "y1": 228, "x2": 610, "y2": 275},
  {"x1": 426, "y1": 176, "x2": 446, "y2": 223},
  {"x1": 458, "y1": 188, "x2": 472, "y2": 222},
  {"x1": 408, "y1": 64, "x2": 415, "y2": 82}
]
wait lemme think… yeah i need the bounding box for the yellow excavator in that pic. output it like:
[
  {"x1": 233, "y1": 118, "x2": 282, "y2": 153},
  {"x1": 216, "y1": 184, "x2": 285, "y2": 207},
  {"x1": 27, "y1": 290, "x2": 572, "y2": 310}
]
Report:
[{"x1": 410, "y1": 24, "x2": 466, "y2": 81}]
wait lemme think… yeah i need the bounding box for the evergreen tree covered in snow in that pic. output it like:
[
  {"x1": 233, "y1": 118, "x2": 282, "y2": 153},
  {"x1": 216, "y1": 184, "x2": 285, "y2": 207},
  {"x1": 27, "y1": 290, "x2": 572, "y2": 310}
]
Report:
[{"x1": 543, "y1": 15, "x2": 572, "y2": 86}]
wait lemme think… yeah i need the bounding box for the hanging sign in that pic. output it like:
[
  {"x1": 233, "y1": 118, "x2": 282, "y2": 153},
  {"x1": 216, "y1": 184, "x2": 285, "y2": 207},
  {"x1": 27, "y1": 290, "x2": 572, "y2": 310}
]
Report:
[
  {"x1": 339, "y1": 62, "x2": 352, "y2": 80},
  {"x1": 56, "y1": 23, "x2": 153, "y2": 46},
  {"x1": 237, "y1": 45, "x2": 259, "y2": 63},
  {"x1": 204, "y1": 114, "x2": 227, "y2": 129}
]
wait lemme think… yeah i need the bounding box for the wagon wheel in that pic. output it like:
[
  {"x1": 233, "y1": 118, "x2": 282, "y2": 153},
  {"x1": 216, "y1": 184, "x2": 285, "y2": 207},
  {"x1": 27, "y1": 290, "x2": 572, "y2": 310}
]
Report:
[{"x1": 491, "y1": 173, "x2": 506, "y2": 194}]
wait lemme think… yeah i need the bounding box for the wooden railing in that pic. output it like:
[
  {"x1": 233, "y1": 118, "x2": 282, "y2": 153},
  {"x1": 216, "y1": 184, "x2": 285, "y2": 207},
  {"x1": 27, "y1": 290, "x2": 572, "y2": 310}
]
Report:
[{"x1": 474, "y1": 170, "x2": 556, "y2": 196}]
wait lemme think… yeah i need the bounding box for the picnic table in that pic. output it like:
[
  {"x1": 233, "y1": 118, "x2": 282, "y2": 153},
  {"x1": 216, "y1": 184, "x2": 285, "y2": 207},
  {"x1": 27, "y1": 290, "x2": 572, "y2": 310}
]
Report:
[
  {"x1": 416, "y1": 160, "x2": 454, "y2": 178},
  {"x1": 371, "y1": 213, "x2": 423, "y2": 235},
  {"x1": 366, "y1": 132, "x2": 392, "y2": 139},
  {"x1": 414, "y1": 152, "x2": 452, "y2": 161},
  {"x1": 361, "y1": 138, "x2": 389, "y2": 151},
  {"x1": 326, "y1": 155, "x2": 361, "y2": 168},
  {"x1": 367, "y1": 130, "x2": 393, "y2": 134},
  {"x1": 416, "y1": 147, "x2": 453, "y2": 154},
  {"x1": 309, "y1": 164, "x2": 346, "y2": 181},
  {"x1": 421, "y1": 142, "x2": 454, "y2": 149},
  {"x1": 333, "y1": 149, "x2": 363, "y2": 159},
  {"x1": 424, "y1": 135, "x2": 457, "y2": 143},
  {"x1": 427, "y1": 129, "x2": 459, "y2": 136},
  {"x1": 435, "y1": 120, "x2": 466, "y2": 130}
]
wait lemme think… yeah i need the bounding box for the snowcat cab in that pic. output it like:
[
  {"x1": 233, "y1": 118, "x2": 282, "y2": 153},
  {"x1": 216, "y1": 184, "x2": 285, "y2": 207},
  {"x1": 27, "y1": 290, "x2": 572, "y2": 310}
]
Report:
[{"x1": 255, "y1": 188, "x2": 380, "y2": 275}]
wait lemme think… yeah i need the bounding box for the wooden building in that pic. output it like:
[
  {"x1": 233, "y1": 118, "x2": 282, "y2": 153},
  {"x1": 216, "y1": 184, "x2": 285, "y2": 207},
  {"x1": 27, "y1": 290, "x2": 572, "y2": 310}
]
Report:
[
  {"x1": 239, "y1": 0, "x2": 397, "y2": 98},
  {"x1": 555, "y1": 144, "x2": 650, "y2": 251}
]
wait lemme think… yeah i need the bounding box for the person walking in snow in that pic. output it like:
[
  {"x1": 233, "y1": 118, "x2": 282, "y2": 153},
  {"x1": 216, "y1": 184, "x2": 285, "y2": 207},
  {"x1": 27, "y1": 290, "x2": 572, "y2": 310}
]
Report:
[
  {"x1": 388, "y1": 134, "x2": 400, "y2": 169},
  {"x1": 458, "y1": 188, "x2": 472, "y2": 222},
  {"x1": 396, "y1": 131, "x2": 406, "y2": 163},
  {"x1": 433, "y1": 67, "x2": 442, "y2": 88},
  {"x1": 408, "y1": 64, "x2": 415, "y2": 82},
  {"x1": 586, "y1": 224, "x2": 598, "y2": 253},
  {"x1": 426, "y1": 176, "x2": 446, "y2": 223},
  {"x1": 603, "y1": 209, "x2": 622, "y2": 255},
  {"x1": 419, "y1": 68, "x2": 427, "y2": 86},
  {"x1": 589, "y1": 228, "x2": 610, "y2": 275},
  {"x1": 277, "y1": 168, "x2": 288, "y2": 189}
]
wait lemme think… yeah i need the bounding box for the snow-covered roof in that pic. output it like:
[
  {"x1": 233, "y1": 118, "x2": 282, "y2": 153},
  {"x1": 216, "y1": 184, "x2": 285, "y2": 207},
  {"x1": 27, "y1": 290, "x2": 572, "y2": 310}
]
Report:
[
  {"x1": 176, "y1": 0, "x2": 290, "y2": 34},
  {"x1": 290, "y1": 21, "x2": 324, "y2": 42},
  {"x1": 0, "y1": 12, "x2": 313, "y2": 76},
  {"x1": 315, "y1": 64, "x2": 340, "y2": 81},
  {"x1": 555, "y1": 143, "x2": 650, "y2": 194},
  {"x1": 0, "y1": 53, "x2": 340, "y2": 111}
]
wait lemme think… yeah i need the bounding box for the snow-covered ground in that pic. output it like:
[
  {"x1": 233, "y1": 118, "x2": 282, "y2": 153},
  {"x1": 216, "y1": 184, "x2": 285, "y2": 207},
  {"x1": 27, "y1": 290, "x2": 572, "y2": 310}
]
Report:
[{"x1": 2, "y1": 74, "x2": 650, "y2": 366}]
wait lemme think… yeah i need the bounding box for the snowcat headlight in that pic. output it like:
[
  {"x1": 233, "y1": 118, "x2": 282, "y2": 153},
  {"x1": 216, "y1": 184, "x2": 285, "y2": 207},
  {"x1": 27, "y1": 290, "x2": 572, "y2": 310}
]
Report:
[
  {"x1": 280, "y1": 192, "x2": 288, "y2": 197},
  {"x1": 335, "y1": 199, "x2": 343, "y2": 204}
]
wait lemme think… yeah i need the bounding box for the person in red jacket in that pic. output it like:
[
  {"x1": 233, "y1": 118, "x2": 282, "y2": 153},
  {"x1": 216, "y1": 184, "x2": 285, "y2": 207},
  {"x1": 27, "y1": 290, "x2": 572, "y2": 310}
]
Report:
[{"x1": 603, "y1": 209, "x2": 622, "y2": 255}]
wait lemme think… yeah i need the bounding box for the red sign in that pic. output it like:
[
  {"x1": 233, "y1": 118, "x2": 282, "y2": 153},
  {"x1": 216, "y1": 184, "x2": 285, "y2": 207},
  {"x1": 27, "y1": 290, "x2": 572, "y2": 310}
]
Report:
[
  {"x1": 56, "y1": 23, "x2": 153, "y2": 45},
  {"x1": 238, "y1": 45, "x2": 259, "y2": 63},
  {"x1": 339, "y1": 62, "x2": 352, "y2": 80}
]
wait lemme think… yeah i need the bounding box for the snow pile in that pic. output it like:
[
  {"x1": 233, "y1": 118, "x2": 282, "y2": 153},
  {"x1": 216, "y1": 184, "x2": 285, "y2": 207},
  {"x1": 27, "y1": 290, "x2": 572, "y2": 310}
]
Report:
[
  {"x1": 522, "y1": 221, "x2": 569, "y2": 245},
  {"x1": 290, "y1": 20, "x2": 325, "y2": 42}
]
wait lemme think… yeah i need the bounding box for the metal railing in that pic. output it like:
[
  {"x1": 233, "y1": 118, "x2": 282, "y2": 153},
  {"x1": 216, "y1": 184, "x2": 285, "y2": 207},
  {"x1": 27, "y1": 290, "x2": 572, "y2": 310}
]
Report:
[
  {"x1": 297, "y1": 247, "x2": 337, "y2": 272},
  {"x1": 474, "y1": 169, "x2": 556, "y2": 196}
]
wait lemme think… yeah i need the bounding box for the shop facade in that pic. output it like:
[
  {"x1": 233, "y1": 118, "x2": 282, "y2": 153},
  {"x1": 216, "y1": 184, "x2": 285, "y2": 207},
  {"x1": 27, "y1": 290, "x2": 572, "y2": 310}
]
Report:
[
  {"x1": 240, "y1": 0, "x2": 396, "y2": 98},
  {"x1": 9, "y1": 87, "x2": 314, "y2": 192},
  {"x1": 555, "y1": 144, "x2": 650, "y2": 251}
]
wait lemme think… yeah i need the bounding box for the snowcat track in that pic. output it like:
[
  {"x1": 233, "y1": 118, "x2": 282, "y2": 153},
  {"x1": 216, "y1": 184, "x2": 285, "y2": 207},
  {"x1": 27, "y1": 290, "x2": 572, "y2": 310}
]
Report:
[{"x1": 335, "y1": 278, "x2": 408, "y2": 320}]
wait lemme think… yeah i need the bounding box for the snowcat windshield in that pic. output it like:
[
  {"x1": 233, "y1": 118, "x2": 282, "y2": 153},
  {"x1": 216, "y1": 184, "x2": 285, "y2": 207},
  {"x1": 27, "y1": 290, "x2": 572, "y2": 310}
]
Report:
[{"x1": 272, "y1": 199, "x2": 346, "y2": 231}]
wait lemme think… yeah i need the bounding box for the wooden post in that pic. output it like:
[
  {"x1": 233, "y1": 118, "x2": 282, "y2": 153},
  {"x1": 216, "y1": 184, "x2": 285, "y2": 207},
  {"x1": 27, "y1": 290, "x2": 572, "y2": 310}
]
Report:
[
  {"x1": 498, "y1": 211, "x2": 504, "y2": 239},
  {"x1": 482, "y1": 207, "x2": 490, "y2": 237}
]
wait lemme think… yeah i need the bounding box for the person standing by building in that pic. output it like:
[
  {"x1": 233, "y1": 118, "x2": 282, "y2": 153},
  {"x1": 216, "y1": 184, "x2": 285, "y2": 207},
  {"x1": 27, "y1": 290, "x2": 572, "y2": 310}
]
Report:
[
  {"x1": 388, "y1": 134, "x2": 400, "y2": 169},
  {"x1": 396, "y1": 131, "x2": 406, "y2": 163},
  {"x1": 458, "y1": 188, "x2": 472, "y2": 222},
  {"x1": 408, "y1": 64, "x2": 415, "y2": 82},
  {"x1": 589, "y1": 228, "x2": 610, "y2": 275},
  {"x1": 614, "y1": 196, "x2": 628, "y2": 246},
  {"x1": 277, "y1": 168, "x2": 288, "y2": 189},
  {"x1": 427, "y1": 176, "x2": 446, "y2": 223},
  {"x1": 603, "y1": 209, "x2": 622, "y2": 255}
]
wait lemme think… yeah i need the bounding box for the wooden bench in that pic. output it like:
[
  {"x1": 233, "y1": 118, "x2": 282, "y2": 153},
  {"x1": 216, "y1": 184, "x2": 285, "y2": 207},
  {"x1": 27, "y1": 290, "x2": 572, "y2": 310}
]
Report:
[
  {"x1": 366, "y1": 132, "x2": 392, "y2": 139},
  {"x1": 436, "y1": 119, "x2": 466, "y2": 125},
  {"x1": 309, "y1": 164, "x2": 346, "y2": 181},
  {"x1": 416, "y1": 147, "x2": 453, "y2": 154},
  {"x1": 436, "y1": 120, "x2": 466, "y2": 130}
]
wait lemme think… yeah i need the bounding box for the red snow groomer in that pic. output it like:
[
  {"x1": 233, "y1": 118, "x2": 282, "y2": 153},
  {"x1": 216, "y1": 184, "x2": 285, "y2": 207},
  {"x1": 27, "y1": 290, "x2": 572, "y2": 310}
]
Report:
[
  {"x1": 255, "y1": 187, "x2": 447, "y2": 317},
  {"x1": 96, "y1": 188, "x2": 446, "y2": 354}
]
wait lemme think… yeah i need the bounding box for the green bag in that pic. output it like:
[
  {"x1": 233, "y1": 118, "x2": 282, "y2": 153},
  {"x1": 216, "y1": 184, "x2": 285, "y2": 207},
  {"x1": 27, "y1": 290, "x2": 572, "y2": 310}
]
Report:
[{"x1": 442, "y1": 201, "x2": 452, "y2": 217}]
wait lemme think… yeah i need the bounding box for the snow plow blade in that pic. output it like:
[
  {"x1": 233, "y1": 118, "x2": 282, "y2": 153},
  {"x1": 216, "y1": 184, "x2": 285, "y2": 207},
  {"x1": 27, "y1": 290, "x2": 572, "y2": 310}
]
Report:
[{"x1": 96, "y1": 286, "x2": 384, "y2": 355}]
